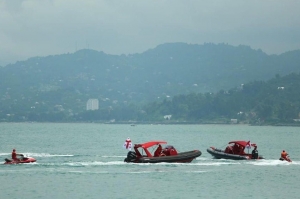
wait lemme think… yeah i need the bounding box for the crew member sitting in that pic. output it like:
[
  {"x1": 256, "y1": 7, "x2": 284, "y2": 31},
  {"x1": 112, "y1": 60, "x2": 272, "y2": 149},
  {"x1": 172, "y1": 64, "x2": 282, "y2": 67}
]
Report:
[
  {"x1": 233, "y1": 144, "x2": 240, "y2": 154},
  {"x1": 12, "y1": 149, "x2": 23, "y2": 161},
  {"x1": 281, "y1": 150, "x2": 287, "y2": 159},
  {"x1": 238, "y1": 145, "x2": 245, "y2": 155},
  {"x1": 225, "y1": 146, "x2": 233, "y2": 154},
  {"x1": 162, "y1": 146, "x2": 172, "y2": 156},
  {"x1": 281, "y1": 150, "x2": 291, "y2": 161}
]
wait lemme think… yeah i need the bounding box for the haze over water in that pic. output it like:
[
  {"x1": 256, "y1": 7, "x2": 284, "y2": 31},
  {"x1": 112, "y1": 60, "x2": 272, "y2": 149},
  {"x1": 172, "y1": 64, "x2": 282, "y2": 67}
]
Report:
[{"x1": 1, "y1": 123, "x2": 299, "y2": 199}]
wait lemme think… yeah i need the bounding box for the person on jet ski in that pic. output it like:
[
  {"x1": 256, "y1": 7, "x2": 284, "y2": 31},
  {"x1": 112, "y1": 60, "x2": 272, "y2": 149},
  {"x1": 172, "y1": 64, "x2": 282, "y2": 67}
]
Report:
[
  {"x1": 281, "y1": 150, "x2": 287, "y2": 158},
  {"x1": 12, "y1": 149, "x2": 23, "y2": 161},
  {"x1": 281, "y1": 150, "x2": 290, "y2": 161}
]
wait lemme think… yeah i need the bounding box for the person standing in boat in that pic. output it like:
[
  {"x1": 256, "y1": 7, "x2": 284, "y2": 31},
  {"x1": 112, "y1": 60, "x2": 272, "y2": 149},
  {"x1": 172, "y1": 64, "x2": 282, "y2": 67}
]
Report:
[
  {"x1": 12, "y1": 149, "x2": 23, "y2": 161},
  {"x1": 154, "y1": 144, "x2": 163, "y2": 157},
  {"x1": 251, "y1": 146, "x2": 258, "y2": 159}
]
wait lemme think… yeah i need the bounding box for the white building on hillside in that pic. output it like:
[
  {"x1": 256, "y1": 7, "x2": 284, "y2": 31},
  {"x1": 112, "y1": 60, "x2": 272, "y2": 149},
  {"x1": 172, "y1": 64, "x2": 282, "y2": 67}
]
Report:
[
  {"x1": 86, "y1": 99, "x2": 99, "y2": 110},
  {"x1": 164, "y1": 115, "x2": 172, "y2": 120}
]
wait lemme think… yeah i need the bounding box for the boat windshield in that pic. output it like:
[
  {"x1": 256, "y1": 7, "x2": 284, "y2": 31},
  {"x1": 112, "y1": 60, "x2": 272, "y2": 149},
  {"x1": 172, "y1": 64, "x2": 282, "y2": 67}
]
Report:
[
  {"x1": 135, "y1": 145, "x2": 158, "y2": 156},
  {"x1": 136, "y1": 147, "x2": 145, "y2": 156},
  {"x1": 164, "y1": 145, "x2": 175, "y2": 150}
]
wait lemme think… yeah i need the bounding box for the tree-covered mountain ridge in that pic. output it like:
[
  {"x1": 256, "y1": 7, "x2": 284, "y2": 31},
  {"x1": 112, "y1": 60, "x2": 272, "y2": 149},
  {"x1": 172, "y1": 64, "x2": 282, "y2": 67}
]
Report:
[
  {"x1": 77, "y1": 72, "x2": 300, "y2": 125},
  {"x1": 140, "y1": 72, "x2": 300, "y2": 125},
  {"x1": 0, "y1": 42, "x2": 300, "y2": 123}
]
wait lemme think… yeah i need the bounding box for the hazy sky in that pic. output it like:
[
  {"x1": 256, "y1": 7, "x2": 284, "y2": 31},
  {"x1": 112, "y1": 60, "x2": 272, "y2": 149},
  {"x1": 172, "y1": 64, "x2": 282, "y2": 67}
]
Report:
[{"x1": 1, "y1": 0, "x2": 300, "y2": 65}]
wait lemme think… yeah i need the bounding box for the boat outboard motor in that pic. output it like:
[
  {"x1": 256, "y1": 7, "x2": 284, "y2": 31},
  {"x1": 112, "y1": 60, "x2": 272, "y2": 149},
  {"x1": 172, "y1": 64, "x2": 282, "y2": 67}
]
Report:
[{"x1": 124, "y1": 151, "x2": 137, "y2": 162}]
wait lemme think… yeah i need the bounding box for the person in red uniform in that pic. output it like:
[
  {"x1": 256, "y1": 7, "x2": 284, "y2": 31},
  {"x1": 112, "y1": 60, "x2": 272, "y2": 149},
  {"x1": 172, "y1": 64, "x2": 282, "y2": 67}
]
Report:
[
  {"x1": 281, "y1": 150, "x2": 291, "y2": 162},
  {"x1": 12, "y1": 149, "x2": 23, "y2": 161},
  {"x1": 154, "y1": 144, "x2": 162, "y2": 157},
  {"x1": 281, "y1": 150, "x2": 287, "y2": 159}
]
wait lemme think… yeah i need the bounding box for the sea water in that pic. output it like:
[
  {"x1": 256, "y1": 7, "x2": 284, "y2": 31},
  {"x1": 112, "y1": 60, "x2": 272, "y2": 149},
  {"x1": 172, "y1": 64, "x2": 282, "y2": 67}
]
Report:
[{"x1": 0, "y1": 123, "x2": 299, "y2": 199}]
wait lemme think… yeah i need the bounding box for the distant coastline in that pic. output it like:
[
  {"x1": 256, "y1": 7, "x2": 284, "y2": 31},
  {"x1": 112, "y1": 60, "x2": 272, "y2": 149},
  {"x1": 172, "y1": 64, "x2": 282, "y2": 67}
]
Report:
[{"x1": 1, "y1": 121, "x2": 298, "y2": 127}]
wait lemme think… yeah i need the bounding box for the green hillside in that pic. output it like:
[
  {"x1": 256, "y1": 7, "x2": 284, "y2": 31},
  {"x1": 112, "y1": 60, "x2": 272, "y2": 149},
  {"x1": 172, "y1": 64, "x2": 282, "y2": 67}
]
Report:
[
  {"x1": 0, "y1": 43, "x2": 300, "y2": 123},
  {"x1": 138, "y1": 73, "x2": 300, "y2": 125}
]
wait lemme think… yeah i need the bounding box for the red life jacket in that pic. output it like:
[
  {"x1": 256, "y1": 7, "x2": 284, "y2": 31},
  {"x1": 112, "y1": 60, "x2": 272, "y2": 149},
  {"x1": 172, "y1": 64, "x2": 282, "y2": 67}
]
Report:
[
  {"x1": 12, "y1": 152, "x2": 17, "y2": 160},
  {"x1": 281, "y1": 152, "x2": 287, "y2": 158}
]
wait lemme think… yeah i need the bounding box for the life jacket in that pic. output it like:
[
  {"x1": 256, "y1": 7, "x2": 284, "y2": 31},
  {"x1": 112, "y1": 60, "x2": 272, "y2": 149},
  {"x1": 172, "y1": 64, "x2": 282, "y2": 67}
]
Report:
[
  {"x1": 154, "y1": 145, "x2": 162, "y2": 157},
  {"x1": 12, "y1": 152, "x2": 17, "y2": 160},
  {"x1": 281, "y1": 152, "x2": 287, "y2": 158}
]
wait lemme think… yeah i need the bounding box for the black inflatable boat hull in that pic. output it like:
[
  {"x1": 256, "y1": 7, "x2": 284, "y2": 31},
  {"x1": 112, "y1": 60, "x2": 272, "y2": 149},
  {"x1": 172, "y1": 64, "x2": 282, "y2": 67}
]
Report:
[
  {"x1": 207, "y1": 148, "x2": 264, "y2": 160},
  {"x1": 135, "y1": 150, "x2": 201, "y2": 163}
]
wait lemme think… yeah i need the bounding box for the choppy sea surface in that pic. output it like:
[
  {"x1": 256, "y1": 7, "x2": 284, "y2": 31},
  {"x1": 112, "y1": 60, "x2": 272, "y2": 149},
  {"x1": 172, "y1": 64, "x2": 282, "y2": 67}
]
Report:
[{"x1": 0, "y1": 123, "x2": 299, "y2": 199}]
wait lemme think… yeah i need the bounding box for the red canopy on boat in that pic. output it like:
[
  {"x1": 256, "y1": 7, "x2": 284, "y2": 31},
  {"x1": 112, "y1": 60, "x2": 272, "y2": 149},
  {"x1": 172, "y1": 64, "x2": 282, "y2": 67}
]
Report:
[
  {"x1": 228, "y1": 140, "x2": 257, "y2": 147},
  {"x1": 135, "y1": 141, "x2": 167, "y2": 149}
]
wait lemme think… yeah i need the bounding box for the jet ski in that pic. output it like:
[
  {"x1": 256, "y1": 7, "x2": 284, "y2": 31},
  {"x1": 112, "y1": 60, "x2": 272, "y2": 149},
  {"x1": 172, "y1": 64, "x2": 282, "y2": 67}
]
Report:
[
  {"x1": 279, "y1": 156, "x2": 292, "y2": 162},
  {"x1": 4, "y1": 155, "x2": 36, "y2": 164}
]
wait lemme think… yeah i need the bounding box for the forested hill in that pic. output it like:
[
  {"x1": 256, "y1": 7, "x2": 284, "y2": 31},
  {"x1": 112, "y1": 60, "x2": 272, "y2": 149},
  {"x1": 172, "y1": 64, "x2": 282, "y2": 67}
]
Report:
[
  {"x1": 139, "y1": 72, "x2": 300, "y2": 125},
  {"x1": 0, "y1": 42, "x2": 300, "y2": 122}
]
